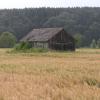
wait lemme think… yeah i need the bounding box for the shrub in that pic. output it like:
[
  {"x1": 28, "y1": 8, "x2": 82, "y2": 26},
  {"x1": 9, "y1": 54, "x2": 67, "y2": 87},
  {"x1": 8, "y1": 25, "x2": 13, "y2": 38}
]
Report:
[
  {"x1": 14, "y1": 42, "x2": 32, "y2": 50},
  {"x1": 13, "y1": 42, "x2": 48, "y2": 53},
  {"x1": 83, "y1": 77, "x2": 100, "y2": 88},
  {"x1": 85, "y1": 78, "x2": 97, "y2": 86}
]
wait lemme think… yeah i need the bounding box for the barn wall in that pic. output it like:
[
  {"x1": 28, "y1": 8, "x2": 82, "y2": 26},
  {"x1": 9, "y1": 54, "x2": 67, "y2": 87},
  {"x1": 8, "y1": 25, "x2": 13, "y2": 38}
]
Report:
[
  {"x1": 49, "y1": 30, "x2": 75, "y2": 51},
  {"x1": 31, "y1": 42, "x2": 49, "y2": 48}
]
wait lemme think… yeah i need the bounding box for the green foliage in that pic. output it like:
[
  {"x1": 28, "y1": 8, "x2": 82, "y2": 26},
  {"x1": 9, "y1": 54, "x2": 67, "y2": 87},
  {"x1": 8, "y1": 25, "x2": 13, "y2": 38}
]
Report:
[
  {"x1": 90, "y1": 39, "x2": 100, "y2": 48},
  {"x1": 97, "y1": 39, "x2": 100, "y2": 48},
  {"x1": 84, "y1": 77, "x2": 100, "y2": 88},
  {"x1": 0, "y1": 8, "x2": 100, "y2": 47},
  {"x1": 74, "y1": 33, "x2": 83, "y2": 48},
  {"x1": 85, "y1": 78, "x2": 97, "y2": 86},
  {"x1": 13, "y1": 42, "x2": 48, "y2": 53},
  {"x1": 14, "y1": 42, "x2": 32, "y2": 50},
  {"x1": 0, "y1": 32, "x2": 16, "y2": 48},
  {"x1": 90, "y1": 39, "x2": 97, "y2": 48}
]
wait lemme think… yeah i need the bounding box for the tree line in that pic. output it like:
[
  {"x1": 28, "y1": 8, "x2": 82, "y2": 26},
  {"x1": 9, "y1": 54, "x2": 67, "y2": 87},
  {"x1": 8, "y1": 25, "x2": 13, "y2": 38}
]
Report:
[{"x1": 0, "y1": 7, "x2": 100, "y2": 47}]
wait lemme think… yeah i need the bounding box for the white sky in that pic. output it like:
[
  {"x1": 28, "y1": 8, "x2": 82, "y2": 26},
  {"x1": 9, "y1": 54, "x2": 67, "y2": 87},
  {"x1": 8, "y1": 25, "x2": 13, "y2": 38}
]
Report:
[{"x1": 0, "y1": 0, "x2": 100, "y2": 9}]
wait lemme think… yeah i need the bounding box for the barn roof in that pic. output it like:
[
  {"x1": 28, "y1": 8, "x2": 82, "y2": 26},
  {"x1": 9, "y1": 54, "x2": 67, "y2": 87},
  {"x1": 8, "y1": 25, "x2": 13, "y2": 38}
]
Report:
[{"x1": 21, "y1": 28, "x2": 66, "y2": 42}]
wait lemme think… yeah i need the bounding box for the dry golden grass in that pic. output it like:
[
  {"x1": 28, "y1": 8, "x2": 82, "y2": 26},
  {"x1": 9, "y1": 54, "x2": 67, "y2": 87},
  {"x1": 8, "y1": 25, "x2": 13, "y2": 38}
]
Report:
[{"x1": 0, "y1": 48, "x2": 100, "y2": 100}]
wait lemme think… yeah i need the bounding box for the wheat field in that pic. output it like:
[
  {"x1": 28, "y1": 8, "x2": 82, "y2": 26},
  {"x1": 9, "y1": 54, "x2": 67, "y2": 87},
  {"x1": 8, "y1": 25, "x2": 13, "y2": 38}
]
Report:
[{"x1": 0, "y1": 49, "x2": 100, "y2": 100}]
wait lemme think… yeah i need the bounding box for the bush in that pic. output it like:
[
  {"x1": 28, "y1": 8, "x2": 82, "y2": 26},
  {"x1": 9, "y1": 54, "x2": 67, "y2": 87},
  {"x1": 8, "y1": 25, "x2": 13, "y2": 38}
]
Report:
[
  {"x1": 85, "y1": 78, "x2": 97, "y2": 86},
  {"x1": 13, "y1": 42, "x2": 48, "y2": 53},
  {"x1": 83, "y1": 77, "x2": 100, "y2": 88},
  {"x1": 14, "y1": 42, "x2": 32, "y2": 50}
]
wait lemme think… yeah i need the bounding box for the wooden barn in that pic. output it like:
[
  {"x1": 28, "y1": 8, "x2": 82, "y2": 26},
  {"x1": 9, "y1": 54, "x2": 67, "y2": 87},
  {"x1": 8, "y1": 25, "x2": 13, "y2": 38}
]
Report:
[{"x1": 20, "y1": 28, "x2": 75, "y2": 51}]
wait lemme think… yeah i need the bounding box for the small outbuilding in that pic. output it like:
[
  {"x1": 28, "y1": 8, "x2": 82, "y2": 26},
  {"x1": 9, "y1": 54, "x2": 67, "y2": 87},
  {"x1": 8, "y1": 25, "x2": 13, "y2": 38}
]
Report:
[{"x1": 20, "y1": 28, "x2": 75, "y2": 51}]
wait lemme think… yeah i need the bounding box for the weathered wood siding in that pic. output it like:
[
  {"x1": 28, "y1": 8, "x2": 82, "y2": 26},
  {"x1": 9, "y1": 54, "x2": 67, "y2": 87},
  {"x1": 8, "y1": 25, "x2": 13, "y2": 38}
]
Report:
[
  {"x1": 28, "y1": 29, "x2": 75, "y2": 51},
  {"x1": 49, "y1": 30, "x2": 75, "y2": 51},
  {"x1": 32, "y1": 42, "x2": 48, "y2": 48}
]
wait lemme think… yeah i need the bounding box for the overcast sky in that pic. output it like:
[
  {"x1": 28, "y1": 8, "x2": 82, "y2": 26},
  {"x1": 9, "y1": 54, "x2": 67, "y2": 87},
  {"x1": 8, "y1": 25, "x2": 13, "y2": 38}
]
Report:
[{"x1": 0, "y1": 0, "x2": 100, "y2": 9}]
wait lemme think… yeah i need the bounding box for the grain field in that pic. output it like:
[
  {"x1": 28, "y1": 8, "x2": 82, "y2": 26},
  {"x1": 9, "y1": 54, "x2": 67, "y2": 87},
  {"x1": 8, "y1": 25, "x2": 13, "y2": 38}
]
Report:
[{"x1": 0, "y1": 49, "x2": 100, "y2": 100}]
